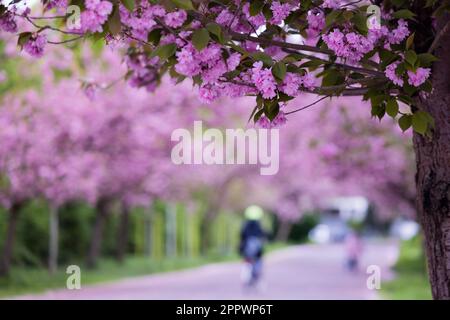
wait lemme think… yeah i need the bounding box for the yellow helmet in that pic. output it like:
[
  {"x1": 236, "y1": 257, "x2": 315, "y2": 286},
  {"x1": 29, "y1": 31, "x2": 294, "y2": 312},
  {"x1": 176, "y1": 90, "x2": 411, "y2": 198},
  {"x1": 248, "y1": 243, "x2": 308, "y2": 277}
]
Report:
[{"x1": 245, "y1": 205, "x2": 264, "y2": 220}]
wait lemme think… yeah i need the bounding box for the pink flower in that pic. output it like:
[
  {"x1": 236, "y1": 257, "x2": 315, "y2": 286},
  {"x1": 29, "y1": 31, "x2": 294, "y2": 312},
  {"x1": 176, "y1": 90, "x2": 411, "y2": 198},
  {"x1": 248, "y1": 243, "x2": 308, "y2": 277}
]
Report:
[
  {"x1": 300, "y1": 73, "x2": 316, "y2": 90},
  {"x1": 251, "y1": 62, "x2": 277, "y2": 99},
  {"x1": 270, "y1": 1, "x2": 294, "y2": 25},
  {"x1": 306, "y1": 11, "x2": 325, "y2": 38},
  {"x1": 280, "y1": 73, "x2": 301, "y2": 97},
  {"x1": 388, "y1": 20, "x2": 410, "y2": 45},
  {"x1": 256, "y1": 111, "x2": 287, "y2": 129},
  {"x1": 0, "y1": 11, "x2": 17, "y2": 33},
  {"x1": 385, "y1": 62, "x2": 404, "y2": 87},
  {"x1": 226, "y1": 53, "x2": 241, "y2": 72},
  {"x1": 24, "y1": 34, "x2": 47, "y2": 58},
  {"x1": 199, "y1": 85, "x2": 221, "y2": 104},
  {"x1": 407, "y1": 68, "x2": 431, "y2": 87},
  {"x1": 322, "y1": 0, "x2": 342, "y2": 9},
  {"x1": 164, "y1": 10, "x2": 187, "y2": 28},
  {"x1": 323, "y1": 29, "x2": 375, "y2": 62},
  {"x1": 75, "y1": 0, "x2": 112, "y2": 33}
]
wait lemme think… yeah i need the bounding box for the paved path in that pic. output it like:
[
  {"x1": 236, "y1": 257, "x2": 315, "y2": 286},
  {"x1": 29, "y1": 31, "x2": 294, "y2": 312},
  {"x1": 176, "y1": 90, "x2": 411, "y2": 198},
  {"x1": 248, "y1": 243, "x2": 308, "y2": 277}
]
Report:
[{"x1": 14, "y1": 241, "x2": 398, "y2": 300}]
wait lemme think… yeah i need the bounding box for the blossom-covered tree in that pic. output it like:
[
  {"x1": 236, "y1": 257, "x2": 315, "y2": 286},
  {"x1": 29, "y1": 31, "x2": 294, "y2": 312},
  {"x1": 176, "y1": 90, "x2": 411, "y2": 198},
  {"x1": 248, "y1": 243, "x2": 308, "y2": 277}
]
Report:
[{"x1": 1, "y1": 0, "x2": 449, "y2": 297}]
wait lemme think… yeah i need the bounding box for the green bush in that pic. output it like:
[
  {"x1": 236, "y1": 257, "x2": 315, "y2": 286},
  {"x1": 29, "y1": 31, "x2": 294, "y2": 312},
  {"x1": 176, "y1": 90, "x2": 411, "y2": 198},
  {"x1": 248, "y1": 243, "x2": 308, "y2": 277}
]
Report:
[
  {"x1": 382, "y1": 234, "x2": 431, "y2": 300},
  {"x1": 286, "y1": 213, "x2": 319, "y2": 243}
]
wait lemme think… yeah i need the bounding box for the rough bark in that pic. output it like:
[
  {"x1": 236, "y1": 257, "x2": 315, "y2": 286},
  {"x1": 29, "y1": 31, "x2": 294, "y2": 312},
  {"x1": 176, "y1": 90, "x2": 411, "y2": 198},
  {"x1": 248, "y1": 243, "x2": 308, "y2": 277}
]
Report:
[
  {"x1": 116, "y1": 203, "x2": 130, "y2": 263},
  {"x1": 0, "y1": 202, "x2": 22, "y2": 277},
  {"x1": 87, "y1": 199, "x2": 110, "y2": 268},
  {"x1": 413, "y1": 14, "x2": 450, "y2": 300},
  {"x1": 48, "y1": 205, "x2": 59, "y2": 274}
]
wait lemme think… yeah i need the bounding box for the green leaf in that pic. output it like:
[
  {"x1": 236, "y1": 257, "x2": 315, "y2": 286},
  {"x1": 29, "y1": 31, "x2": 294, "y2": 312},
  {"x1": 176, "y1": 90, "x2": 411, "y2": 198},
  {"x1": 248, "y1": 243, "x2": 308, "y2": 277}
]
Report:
[
  {"x1": 391, "y1": 0, "x2": 406, "y2": 6},
  {"x1": 300, "y1": 59, "x2": 323, "y2": 71},
  {"x1": 108, "y1": 6, "x2": 122, "y2": 35},
  {"x1": 265, "y1": 101, "x2": 280, "y2": 121},
  {"x1": 191, "y1": 28, "x2": 210, "y2": 51},
  {"x1": 399, "y1": 114, "x2": 412, "y2": 131},
  {"x1": 321, "y1": 69, "x2": 344, "y2": 87},
  {"x1": 253, "y1": 108, "x2": 265, "y2": 123},
  {"x1": 371, "y1": 104, "x2": 385, "y2": 119},
  {"x1": 17, "y1": 32, "x2": 32, "y2": 49},
  {"x1": 120, "y1": 0, "x2": 135, "y2": 11},
  {"x1": 262, "y1": 3, "x2": 273, "y2": 20},
  {"x1": 150, "y1": 43, "x2": 177, "y2": 60},
  {"x1": 386, "y1": 99, "x2": 399, "y2": 117},
  {"x1": 272, "y1": 62, "x2": 287, "y2": 81},
  {"x1": 248, "y1": 105, "x2": 260, "y2": 123},
  {"x1": 412, "y1": 111, "x2": 429, "y2": 134},
  {"x1": 417, "y1": 53, "x2": 438, "y2": 67},
  {"x1": 370, "y1": 94, "x2": 387, "y2": 107},
  {"x1": 405, "y1": 50, "x2": 417, "y2": 65},
  {"x1": 393, "y1": 9, "x2": 416, "y2": 20},
  {"x1": 148, "y1": 28, "x2": 162, "y2": 45},
  {"x1": 170, "y1": 0, "x2": 194, "y2": 10},
  {"x1": 252, "y1": 52, "x2": 273, "y2": 66},
  {"x1": 326, "y1": 10, "x2": 341, "y2": 28},
  {"x1": 342, "y1": 10, "x2": 354, "y2": 21},
  {"x1": 351, "y1": 13, "x2": 369, "y2": 34},
  {"x1": 206, "y1": 22, "x2": 224, "y2": 43},
  {"x1": 406, "y1": 33, "x2": 414, "y2": 50},
  {"x1": 397, "y1": 95, "x2": 413, "y2": 105},
  {"x1": 249, "y1": 0, "x2": 265, "y2": 16}
]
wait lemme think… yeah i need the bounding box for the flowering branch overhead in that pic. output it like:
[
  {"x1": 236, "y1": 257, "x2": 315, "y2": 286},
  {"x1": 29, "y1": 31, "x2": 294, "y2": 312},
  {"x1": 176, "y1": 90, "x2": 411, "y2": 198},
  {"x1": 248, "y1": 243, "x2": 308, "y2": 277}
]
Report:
[{"x1": 1, "y1": 0, "x2": 447, "y2": 133}]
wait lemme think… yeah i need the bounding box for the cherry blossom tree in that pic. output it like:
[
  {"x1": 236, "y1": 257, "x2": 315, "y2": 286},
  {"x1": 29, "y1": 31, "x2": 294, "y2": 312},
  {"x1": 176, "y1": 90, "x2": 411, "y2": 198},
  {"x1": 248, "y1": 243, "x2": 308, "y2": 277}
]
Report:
[{"x1": 1, "y1": 0, "x2": 449, "y2": 296}]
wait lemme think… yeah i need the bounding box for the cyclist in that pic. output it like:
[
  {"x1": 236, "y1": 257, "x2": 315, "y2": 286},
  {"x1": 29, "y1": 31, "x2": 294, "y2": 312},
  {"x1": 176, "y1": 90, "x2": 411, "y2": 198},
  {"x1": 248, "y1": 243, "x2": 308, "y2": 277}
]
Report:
[{"x1": 239, "y1": 205, "x2": 267, "y2": 287}]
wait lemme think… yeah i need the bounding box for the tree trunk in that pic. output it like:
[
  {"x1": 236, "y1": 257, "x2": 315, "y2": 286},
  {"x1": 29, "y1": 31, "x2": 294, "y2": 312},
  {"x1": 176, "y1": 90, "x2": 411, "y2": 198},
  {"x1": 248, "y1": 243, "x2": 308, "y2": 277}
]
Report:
[
  {"x1": 276, "y1": 220, "x2": 293, "y2": 242},
  {"x1": 116, "y1": 203, "x2": 130, "y2": 263},
  {"x1": 48, "y1": 205, "x2": 59, "y2": 274},
  {"x1": 87, "y1": 199, "x2": 110, "y2": 268},
  {"x1": 0, "y1": 202, "x2": 22, "y2": 277},
  {"x1": 144, "y1": 208, "x2": 153, "y2": 257},
  {"x1": 200, "y1": 213, "x2": 213, "y2": 255},
  {"x1": 413, "y1": 15, "x2": 450, "y2": 300},
  {"x1": 165, "y1": 203, "x2": 177, "y2": 257}
]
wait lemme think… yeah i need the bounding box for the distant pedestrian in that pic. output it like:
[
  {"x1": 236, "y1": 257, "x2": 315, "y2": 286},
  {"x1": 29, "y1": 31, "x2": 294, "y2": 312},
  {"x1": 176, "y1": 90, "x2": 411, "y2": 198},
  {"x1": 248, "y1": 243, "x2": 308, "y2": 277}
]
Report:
[{"x1": 345, "y1": 230, "x2": 363, "y2": 272}]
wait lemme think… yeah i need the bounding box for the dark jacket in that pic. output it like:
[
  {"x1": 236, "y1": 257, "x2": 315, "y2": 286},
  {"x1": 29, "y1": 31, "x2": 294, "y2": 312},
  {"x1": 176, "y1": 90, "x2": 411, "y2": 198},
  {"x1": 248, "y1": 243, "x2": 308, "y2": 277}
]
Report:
[{"x1": 239, "y1": 220, "x2": 266, "y2": 258}]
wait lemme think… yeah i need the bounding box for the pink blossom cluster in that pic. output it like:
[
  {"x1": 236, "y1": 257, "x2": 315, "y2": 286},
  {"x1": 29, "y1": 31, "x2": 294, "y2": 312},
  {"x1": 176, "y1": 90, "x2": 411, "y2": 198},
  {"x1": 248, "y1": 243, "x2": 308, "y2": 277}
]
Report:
[
  {"x1": 119, "y1": 1, "x2": 166, "y2": 40},
  {"x1": 76, "y1": 0, "x2": 113, "y2": 33},
  {"x1": 0, "y1": 11, "x2": 17, "y2": 33},
  {"x1": 164, "y1": 9, "x2": 187, "y2": 28},
  {"x1": 24, "y1": 33, "x2": 47, "y2": 58},
  {"x1": 125, "y1": 52, "x2": 160, "y2": 92},
  {"x1": 256, "y1": 111, "x2": 288, "y2": 129},
  {"x1": 280, "y1": 72, "x2": 315, "y2": 96},
  {"x1": 323, "y1": 29, "x2": 375, "y2": 62},
  {"x1": 385, "y1": 61, "x2": 431, "y2": 87},
  {"x1": 407, "y1": 68, "x2": 431, "y2": 87},
  {"x1": 270, "y1": 1, "x2": 296, "y2": 25},
  {"x1": 306, "y1": 11, "x2": 325, "y2": 39},
  {"x1": 251, "y1": 61, "x2": 278, "y2": 99},
  {"x1": 322, "y1": 0, "x2": 342, "y2": 9},
  {"x1": 175, "y1": 43, "x2": 241, "y2": 84},
  {"x1": 44, "y1": 0, "x2": 68, "y2": 13},
  {"x1": 385, "y1": 61, "x2": 404, "y2": 86},
  {"x1": 387, "y1": 20, "x2": 410, "y2": 45}
]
